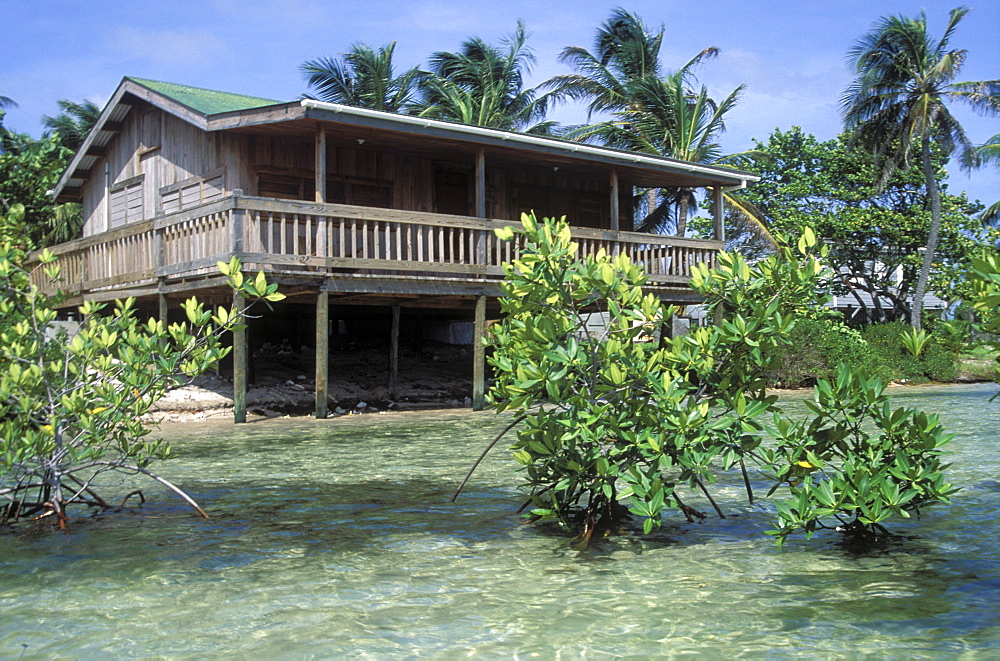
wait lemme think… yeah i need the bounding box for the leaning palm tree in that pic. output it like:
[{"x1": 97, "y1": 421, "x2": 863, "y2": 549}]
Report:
[
  {"x1": 42, "y1": 98, "x2": 101, "y2": 151},
  {"x1": 413, "y1": 21, "x2": 555, "y2": 133},
  {"x1": 301, "y1": 42, "x2": 420, "y2": 113},
  {"x1": 842, "y1": 6, "x2": 1000, "y2": 330}
]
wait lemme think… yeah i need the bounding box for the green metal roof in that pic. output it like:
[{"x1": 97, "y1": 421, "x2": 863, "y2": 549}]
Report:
[{"x1": 127, "y1": 77, "x2": 281, "y2": 115}]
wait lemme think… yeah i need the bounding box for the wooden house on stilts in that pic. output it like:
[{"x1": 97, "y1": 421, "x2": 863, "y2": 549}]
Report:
[{"x1": 38, "y1": 77, "x2": 758, "y2": 421}]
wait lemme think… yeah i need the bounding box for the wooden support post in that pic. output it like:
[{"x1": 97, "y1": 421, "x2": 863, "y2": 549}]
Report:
[
  {"x1": 472, "y1": 295, "x2": 486, "y2": 410},
  {"x1": 475, "y1": 148, "x2": 486, "y2": 218},
  {"x1": 609, "y1": 167, "x2": 620, "y2": 231},
  {"x1": 475, "y1": 149, "x2": 488, "y2": 265},
  {"x1": 315, "y1": 291, "x2": 329, "y2": 418},
  {"x1": 712, "y1": 185, "x2": 725, "y2": 243},
  {"x1": 389, "y1": 305, "x2": 400, "y2": 397},
  {"x1": 158, "y1": 292, "x2": 168, "y2": 324},
  {"x1": 233, "y1": 296, "x2": 248, "y2": 423},
  {"x1": 315, "y1": 125, "x2": 327, "y2": 203}
]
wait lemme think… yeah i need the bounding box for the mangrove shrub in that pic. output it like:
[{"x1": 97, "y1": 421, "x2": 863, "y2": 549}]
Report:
[
  {"x1": 485, "y1": 214, "x2": 956, "y2": 544},
  {"x1": 0, "y1": 249, "x2": 283, "y2": 527}
]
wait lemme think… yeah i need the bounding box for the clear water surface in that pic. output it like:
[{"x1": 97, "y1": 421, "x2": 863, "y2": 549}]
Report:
[{"x1": 1, "y1": 383, "x2": 998, "y2": 657}]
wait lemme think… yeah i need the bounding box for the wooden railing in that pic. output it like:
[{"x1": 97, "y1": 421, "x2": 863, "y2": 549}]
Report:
[{"x1": 27, "y1": 194, "x2": 721, "y2": 297}]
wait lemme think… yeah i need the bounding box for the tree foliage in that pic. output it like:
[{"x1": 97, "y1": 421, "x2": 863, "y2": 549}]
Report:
[
  {"x1": 41, "y1": 98, "x2": 101, "y2": 152},
  {"x1": 0, "y1": 248, "x2": 284, "y2": 527},
  {"x1": 0, "y1": 130, "x2": 81, "y2": 248},
  {"x1": 301, "y1": 42, "x2": 421, "y2": 113},
  {"x1": 698, "y1": 127, "x2": 987, "y2": 323},
  {"x1": 760, "y1": 365, "x2": 956, "y2": 544},
  {"x1": 546, "y1": 8, "x2": 763, "y2": 239},
  {"x1": 413, "y1": 21, "x2": 555, "y2": 133},
  {"x1": 480, "y1": 214, "x2": 954, "y2": 545},
  {"x1": 968, "y1": 250, "x2": 1000, "y2": 395}
]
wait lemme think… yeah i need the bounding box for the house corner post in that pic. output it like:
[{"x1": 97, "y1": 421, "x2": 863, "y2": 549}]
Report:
[
  {"x1": 472, "y1": 295, "x2": 487, "y2": 411},
  {"x1": 315, "y1": 290, "x2": 329, "y2": 418},
  {"x1": 315, "y1": 124, "x2": 327, "y2": 203},
  {"x1": 233, "y1": 296, "x2": 248, "y2": 423}
]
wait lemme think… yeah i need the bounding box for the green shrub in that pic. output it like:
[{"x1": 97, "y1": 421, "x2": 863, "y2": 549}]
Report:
[
  {"x1": 861, "y1": 322, "x2": 926, "y2": 381},
  {"x1": 922, "y1": 341, "x2": 959, "y2": 382},
  {"x1": 770, "y1": 320, "x2": 960, "y2": 387},
  {"x1": 770, "y1": 319, "x2": 889, "y2": 388}
]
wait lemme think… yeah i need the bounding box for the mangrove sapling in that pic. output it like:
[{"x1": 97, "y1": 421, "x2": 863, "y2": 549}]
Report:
[
  {"x1": 0, "y1": 249, "x2": 284, "y2": 527},
  {"x1": 759, "y1": 364, "x2": 958, "y2": 545}
]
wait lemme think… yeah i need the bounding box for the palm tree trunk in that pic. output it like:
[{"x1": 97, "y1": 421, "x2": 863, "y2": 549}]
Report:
[
  {"x1": 645, "y1": 188, "x2": 658, "y2": 227},
  {"x1": 912, "y1": 134, "x2": 942, "y2": 332}
]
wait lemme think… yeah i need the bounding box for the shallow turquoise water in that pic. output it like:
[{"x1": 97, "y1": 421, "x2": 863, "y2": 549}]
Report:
[{"x1": 1, "y1": 383, "x2": 998, "y2": 657}]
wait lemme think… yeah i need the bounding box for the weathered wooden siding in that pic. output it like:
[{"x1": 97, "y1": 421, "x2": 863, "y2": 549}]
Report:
[{"x1": 83, "y1": 105, "x2": 229, "y2": 236}]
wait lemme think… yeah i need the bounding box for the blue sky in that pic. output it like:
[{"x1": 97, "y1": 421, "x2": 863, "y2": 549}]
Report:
[{"x1": 3, "y1": 0, "x2": 998, "y2": 207}]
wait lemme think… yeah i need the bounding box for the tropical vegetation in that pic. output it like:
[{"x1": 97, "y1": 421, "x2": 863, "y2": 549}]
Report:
[
  {"x1": 412, "y1": 21, "x2": 555, "y2": 133},
  {"x1": 699, "y1": 127, "x2": 989, "y2": 323},
  {"x1": 301, "y1": 42, "x2": 420, "y2": 112}
]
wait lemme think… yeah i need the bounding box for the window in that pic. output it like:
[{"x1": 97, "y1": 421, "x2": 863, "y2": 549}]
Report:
[
  {"x1": 160, "y1": 169, "x2": 226, "y2": 214},
  {"x1": 109, "y1": 175, "x2": 144, "y2": 227}
]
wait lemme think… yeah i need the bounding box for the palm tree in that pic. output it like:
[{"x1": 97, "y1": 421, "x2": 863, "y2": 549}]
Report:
[
  {"x1": 843, "y1": 6, "x2": 1000, "y2": 330},
  {"x1": 413, "y1": 22, "x2": 555, "y2": 133},
  {"x1": 301, "y1": 42, "x2": 420, "y2": 113},
  {"x1": 548, "y1": 9, "x2": 763, "y2": 241},
  {"x1": 42, "y1": 98, "x2": 101, "y2": 151},
  {"x1": 595, "y1": 69, "x2": 752, "y2": 236},
  {"x1": 546, "y1": 8, "x2": 672, "y2": 121}
]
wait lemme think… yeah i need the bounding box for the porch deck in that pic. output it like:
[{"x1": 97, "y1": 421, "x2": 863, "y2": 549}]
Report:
[{"x1": 29, "y1": 194, "x2": 722, "y2": 304}]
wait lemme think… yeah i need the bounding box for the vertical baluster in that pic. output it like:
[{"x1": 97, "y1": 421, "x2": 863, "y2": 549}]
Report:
[
  {"x1": 265, "y1": 213, "x2": 273, "y2": 253},
  {"x1": 306, "y1": 215, "x2": 313, "y2": 256}
]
